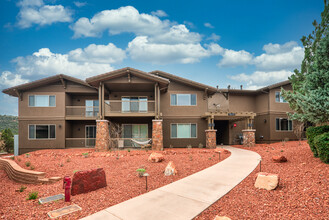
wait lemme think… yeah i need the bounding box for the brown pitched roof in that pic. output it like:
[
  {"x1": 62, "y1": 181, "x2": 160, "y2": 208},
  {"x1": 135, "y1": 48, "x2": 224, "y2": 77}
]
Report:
[
  {"x1": 86, "y1": 67, "x2": 170, "y2": 87},
  {"x1": 150, "y1": 70, "x2": 218, "y2": 95},
  {"x1": 2, "y1": 74, "x2": 94, "y2": 97}
]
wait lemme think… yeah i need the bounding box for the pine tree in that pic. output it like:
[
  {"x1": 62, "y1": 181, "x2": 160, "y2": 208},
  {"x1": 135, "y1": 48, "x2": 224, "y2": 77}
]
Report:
[{"x1": 282, "y1": 1, "x2": 329, "y2": 124}]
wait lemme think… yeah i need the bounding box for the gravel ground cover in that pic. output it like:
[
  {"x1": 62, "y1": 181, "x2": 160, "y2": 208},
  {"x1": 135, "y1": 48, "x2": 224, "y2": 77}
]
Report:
[
  {"x1": 196, "y1": 141, "x2": 329, "y2": 220},
  {"x1": 0, "y1": 148, "x2": 229, "y2": 219}
]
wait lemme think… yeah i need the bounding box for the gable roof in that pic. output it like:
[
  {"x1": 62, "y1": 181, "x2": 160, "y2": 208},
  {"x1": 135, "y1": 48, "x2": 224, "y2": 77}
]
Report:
[
  {"x1": 150, "y1": 70, "x2": 218, "y2": 95},
  {"x1": 86, "y1": 67, "x2": 170, "y2": 88},
  {"x1": 2, "y1": 74, "x2": 94, "y2": 97}
]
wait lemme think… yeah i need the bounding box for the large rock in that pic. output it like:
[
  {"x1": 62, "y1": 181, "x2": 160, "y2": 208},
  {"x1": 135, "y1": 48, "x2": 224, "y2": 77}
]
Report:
[
  {"x1": 272, "y1": 155, "x2": 287, "y2": 163},
  {"x1": 164, "y1": 161, "x2": 177, "y2": 176},
  {"x1": 148, "y1": 152, "x2": 164, "y2": 163},
  {"x1": 71, "y1": 168, "x2": 107, "y2": 196},
  {"x1": 254, "y1": 172, "x2": 279, "y2": 190},
  {"x1": 214, "y1": 216, "x2": 231, "y2": 220}
]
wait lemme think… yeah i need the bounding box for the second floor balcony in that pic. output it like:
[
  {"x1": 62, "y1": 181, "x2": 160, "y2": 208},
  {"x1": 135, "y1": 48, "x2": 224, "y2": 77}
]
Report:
[{"x1": 104, "y1": 99, "x2": 155, "y2": 117}]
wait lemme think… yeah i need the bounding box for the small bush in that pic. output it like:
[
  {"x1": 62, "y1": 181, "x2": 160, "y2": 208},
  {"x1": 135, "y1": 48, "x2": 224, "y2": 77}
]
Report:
[
  {"x1": 66, "y1": 158, "x2": 71, "y2": 162},
  {"x1": 25, "y1": 153, "x2": 30, "y2": 158},
  {"x1": 306, "y1": 125, "x2": 329, "y2": 157},
  {"x1": 27, "y1": 191, "x2": 38, "y2": 200},
  {"x1": 314, "y1": 132, "x2": 329, "y2": 163},
  {"x1": 198, "y1": 143, "x2": 204, "y2": 148},
  {"x1": 25, "y1": 161, "x2": 31, "y2": 167},
  {"x1": 128, "y1": 149, "x2": 130, "y2": 152},
  {"x1": 73, "y1": 170, "x2": 79, "y2": 174},
  {"x1": 19, "y1": 186, "x2": 27, "y2": 192},
  {"x1": 10, "y1": 156, "x2": 15, "y2": 160},
  {"x1": 136, "y1": 168, "x2": 146, "y2": 177},
  {"x1": 17, "y1": 157, "x2": 21, "y2": 162},
  {"x1": 30, "y1": 165, "x2": 35, "y2": 170}
]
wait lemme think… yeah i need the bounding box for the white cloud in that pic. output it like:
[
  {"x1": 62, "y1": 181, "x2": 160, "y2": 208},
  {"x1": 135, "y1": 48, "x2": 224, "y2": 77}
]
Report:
[
  {"x1": 71, "y1": 6, "x2": 170, "y2": 38},
  {"x1": 17, "y1": 0, "x2": 72, "y2": 28},
  {"x1": 262, "y1": 41, "x2": 298, "y2": 54},
  {"x1": 204, "y1": 22, "x2": 214, "y2": 28},
  {"x1": 127, "y1": 36, "x2": 222, "y2": 64},
  {"x1": 0, "y1": 71, "x2": 29, "y2": 87},
  {"x1": 68, "y1": 43, "x2": 126, "y2": 64},
  {"x1": 228, "y1": 70, "x2": 293, "y2": 89},
  {"x1": 254, "y1": 45, "x2": 304, "y2": 71},
  {"x1": 149, "y1": 25, "x2": 201, "y2": 44},
  {"x1": 218, "y1": 49, "x2": 253, "y2": 67},
  {"x1": 207, "y1": 33, "x2": 220, "y2": 41},
  {"x1": 151, "y1": 10, "x2": 168, "y2": 17},
  {"x1": 73, "y1": 1, "x2": 87, "y2": 8},
  {"x1": 13, "y1": 48, "x2": 115, "y2": 79},
  {"x1": 184, "y1": 21, "x2": 195, "y2": 29}
]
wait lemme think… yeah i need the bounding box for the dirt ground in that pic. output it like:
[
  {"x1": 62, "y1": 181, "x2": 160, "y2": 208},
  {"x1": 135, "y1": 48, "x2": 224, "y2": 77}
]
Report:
[
  {"x1": 0, "y1": 148, "x2": 229, "y2": 219},
  {"x1": 196, "y1": 141, "x2": 329, "y2": 220}
]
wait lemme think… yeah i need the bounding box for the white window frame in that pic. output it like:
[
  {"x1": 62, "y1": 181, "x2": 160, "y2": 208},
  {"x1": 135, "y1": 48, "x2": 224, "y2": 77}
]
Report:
[
  {"x1": 121, "y1": 96, "x2": 148, "y2": 113},
  {"x1": 170, "y1": 94, "x2": 197, "y2": 106},
  {"x1": 275, "y1": 118, "x2": 293, "y2": 132},
  {"x1": 170, "y1": 123, "x2": 197, "y2": 139},
  {"x1": 85, "y1": 100, "x2": 99, "y2": 117},
  {"x1": 275, "y1": 91, "x2": 288, "y2": 103},
  {"x1": 28, "y1": 95, "x2": 56, "y2": 107},
  {"x1": 28, "y1": 124, "x2": 56, "y2": 140}
]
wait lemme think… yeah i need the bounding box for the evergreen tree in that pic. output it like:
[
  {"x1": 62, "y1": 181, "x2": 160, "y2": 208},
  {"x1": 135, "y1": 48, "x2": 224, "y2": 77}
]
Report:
[
  {"x1": 282, "y1": 1, "x2": 329, "y2": 124},
  {"x1": 1, "y1": 128, "x2": 14, "y2": 153}
]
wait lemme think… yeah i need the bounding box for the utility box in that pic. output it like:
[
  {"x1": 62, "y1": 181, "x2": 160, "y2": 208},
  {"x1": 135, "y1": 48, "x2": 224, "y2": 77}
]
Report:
[{"x1": 14, "y1": 135, "x2": 19, "y2": 156}]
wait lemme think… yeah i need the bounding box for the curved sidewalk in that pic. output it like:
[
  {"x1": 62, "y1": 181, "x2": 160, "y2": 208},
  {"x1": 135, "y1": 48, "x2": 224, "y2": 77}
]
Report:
[{"x1": 81, "y1": 146, "x2": 261, "y2": 220}]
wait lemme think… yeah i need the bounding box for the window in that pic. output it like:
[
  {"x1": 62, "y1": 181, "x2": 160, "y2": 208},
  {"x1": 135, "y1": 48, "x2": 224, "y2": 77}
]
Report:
[
  {"x1": 275, "y1": 92, "x2": 287, "y2": 103},
  {"x1": 171, "y1": 123, "x2": 197, "y2": 138},
  {"x1": 85, "y1": 100, "x2": 99, "y2": 117},
  {"x1": 29, "y1": 95, "x2": 56, "y2": 107},
  {"x1": 121, "y1": 97, "x2": 148, "y2": 112},
  {"x1": 170, "y1": 94, "x2": 196, "y2": 106},
  {"x1": 123, "y1": 124, "x2": 148, "y2": 146},
  {"x1": 29, "y1": 125, "x2": 56, "y2": 139},
  {"x1": 276, "y1": 118, "x2": 293, "y2": 131}
]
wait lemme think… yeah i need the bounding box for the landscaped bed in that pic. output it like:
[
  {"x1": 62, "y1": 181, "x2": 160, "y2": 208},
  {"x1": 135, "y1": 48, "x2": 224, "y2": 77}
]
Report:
[
  {"x1": 196, "y1": 141, "x2": 329, "y2": 220},
  {"x1": 0, "y1": 148, "x2": 230, "y2": 219}
]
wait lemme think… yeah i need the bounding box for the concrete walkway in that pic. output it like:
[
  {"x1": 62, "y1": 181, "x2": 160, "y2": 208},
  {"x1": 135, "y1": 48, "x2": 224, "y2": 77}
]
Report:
[{"x1": 81, "y1": 146, "x2": 261, "y2": 220}]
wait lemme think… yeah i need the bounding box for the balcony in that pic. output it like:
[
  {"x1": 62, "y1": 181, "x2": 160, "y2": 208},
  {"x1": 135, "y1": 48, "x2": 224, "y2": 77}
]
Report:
[
  {"x1": 66, "y1": 106, "x2": 99, "y2": 120},
  {"x1": 104, "y1": 100, "x2": 155, "y2": 117}
]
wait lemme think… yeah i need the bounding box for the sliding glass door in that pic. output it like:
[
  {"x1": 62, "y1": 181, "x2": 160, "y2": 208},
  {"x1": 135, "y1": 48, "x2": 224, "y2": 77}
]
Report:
[
  {"x1": 123, "y1": 124, "x2": 148, "y2": 146},
  {"x1": 121, "y1": 97, "x2": 148, "y2": 113}
]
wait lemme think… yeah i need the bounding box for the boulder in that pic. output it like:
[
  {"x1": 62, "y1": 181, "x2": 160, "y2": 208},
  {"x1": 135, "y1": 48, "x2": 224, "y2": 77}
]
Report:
[
  {"x1": 214, "y1": 148, "x2": 230, "y2": 154},
  {"x1": 71, "y1": 168, "x2": 107, "y2": 196},
  {"x1": 164, "y1": 161, "x2": 178, "y2": 176},
  {"x1": 214, "y1": 216, "x2": 231, "y2": 220},
  {"x1": 148, "y1": 152, "x2": 164, "y2": 163},
  {"x1": 254, "y1": 172, "x2": 279, "y2": 190},
  {"x1": 272, "y1": 155, "x2": 287, "y2": 163}
]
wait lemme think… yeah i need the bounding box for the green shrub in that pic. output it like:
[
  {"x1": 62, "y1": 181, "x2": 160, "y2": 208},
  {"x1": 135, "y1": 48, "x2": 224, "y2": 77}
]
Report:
[
  {"x1": 19, "y1": 186, "x2": 27, "y2": 192},
  {"x1": 314, "y1": 132, "x2": 329, "y2": 163},
  {"x1": 30, "y1": 165, "x2": 35, "y2": 170},
  {"x1": 306, "y1": 125, "x2": 329, "y2": 157},
  {"x1": 25, "y1": 161, "x2": 31, "y2": 167},
  {"x1": 27, "y1": 191, "x2": 38, "y2": 200},
  {"x1": 0, "y1": 128, "x2": 14, "y2": 153}
]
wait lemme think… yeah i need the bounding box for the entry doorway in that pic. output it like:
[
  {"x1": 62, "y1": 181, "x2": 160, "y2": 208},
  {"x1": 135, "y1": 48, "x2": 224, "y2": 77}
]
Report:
[
  {"x1": 85, "y1": 125, "x2": 96, "y2": 147},
  {"x1": 214, "y1": 120, "x2": 229, "y2": 145}
]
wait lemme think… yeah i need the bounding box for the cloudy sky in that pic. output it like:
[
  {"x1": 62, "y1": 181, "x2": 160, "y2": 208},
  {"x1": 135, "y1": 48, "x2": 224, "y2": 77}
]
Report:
[{"x1": 0, "y1": 0, "x2": 324, "y2": 115}]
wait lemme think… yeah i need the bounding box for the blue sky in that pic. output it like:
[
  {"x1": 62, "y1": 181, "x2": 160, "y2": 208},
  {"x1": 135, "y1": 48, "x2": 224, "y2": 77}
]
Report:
[{"x1": 0, "y1": 0, "x2": 324, "y2": 115}]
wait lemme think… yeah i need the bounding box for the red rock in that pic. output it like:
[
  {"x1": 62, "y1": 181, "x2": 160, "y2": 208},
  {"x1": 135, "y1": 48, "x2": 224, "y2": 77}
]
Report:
[
  {"x1": 71, "y1": 168, "x2": 107, "y2": 196},
  {"x1": 164, "y1": 161, "x2": 177, "y2": 176},
  {"x1": 254, "y1": 172, "x2": 279, "y2": 190},
  {"x1": 214, "y1": 148, "x2": 230, "y2": 154},
  {"x1": 148, "y1": 152, "x2": 164, "y2": 163},
  {"x1": 214, "y1": 216, "x2": 231, "y2": 220},
  {"x1": 272, "y1": 155, "x2": 287, "y2": 163}
]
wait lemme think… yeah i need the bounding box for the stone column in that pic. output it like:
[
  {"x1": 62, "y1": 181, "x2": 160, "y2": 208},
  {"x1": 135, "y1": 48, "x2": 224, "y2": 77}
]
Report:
[
  {"x1": 152, "y1": 119, "x2": 163, "y2": 151},
  {"x1": 205, "y1": 129, "x2": 217, "y2": 149},
  {"x1": 242, "y1": 129, "x2": 256, "y2": 147},
  {"x1": 95, "y1": 120, "x2": 109, "y2": 152}
]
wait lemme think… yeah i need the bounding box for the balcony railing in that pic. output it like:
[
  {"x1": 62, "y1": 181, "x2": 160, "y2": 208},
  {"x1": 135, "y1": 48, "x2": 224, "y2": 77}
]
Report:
[
  {"x1": 104, "y1": 100, "x2": 155, "y2": 116},
  {"x1": 66, "y1": 106, "x2": 99, "y2": 118},
  {"x1": 66, "y1": 138, "x2": 96, "y2": 148}
]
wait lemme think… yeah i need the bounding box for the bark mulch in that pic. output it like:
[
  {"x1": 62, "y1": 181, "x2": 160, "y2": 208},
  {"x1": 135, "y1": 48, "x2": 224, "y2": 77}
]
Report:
[
  {"x1": 196, "y1": 141, "x2": 329, "y2": 220},
  {"x1": 0, "y1": 148, "x2": 229, "y2": 219}
]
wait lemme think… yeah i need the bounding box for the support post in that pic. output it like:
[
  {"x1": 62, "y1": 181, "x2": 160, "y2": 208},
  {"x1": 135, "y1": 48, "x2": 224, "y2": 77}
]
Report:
[
  {"x1": 152, "y1": 119, "x2": 163, "y2": 151},
  {"x1": 205, "y1": 129, "x2": 217, "y2": 149},
  {"x1": 98, "y1": 84, "x2": 102, "y2": 119},
  {"x1": 95, "y1": 120, "x2": 109, "y2": 151},
  {"x1": 154, "y1": 83, "x2": 158, "y2": 119},
  {"x1": 101, "y1": 83, "x2": 105, "y2": 120},
  {"x1": 242, "y1": 129, "x2": 256, "y2": 147}
]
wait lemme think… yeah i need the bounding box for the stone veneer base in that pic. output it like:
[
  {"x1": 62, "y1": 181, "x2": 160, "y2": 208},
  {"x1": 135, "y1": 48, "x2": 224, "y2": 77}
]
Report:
[
  {"x1": 95, "y1": 120, "x2": 110, "y2": 152},
  {"x1": 152, "y1": 119, "x2": 163, "y2": 151},
  {"x1": 206, "y1": 129, "x2": 217, "y2": 149},
  {"x1": 242, "y1": 129, "x2": 256, "y2": 147}
]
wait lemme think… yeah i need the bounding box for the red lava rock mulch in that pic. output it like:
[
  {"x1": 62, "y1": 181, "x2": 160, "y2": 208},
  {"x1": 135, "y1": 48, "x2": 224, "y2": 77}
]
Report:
[
  {"x1": 0, "y1": 148, "x2": 230, "y2": 219},
  {"x1": 196, "y1": 141, "x2": 329, "y2": 220}
]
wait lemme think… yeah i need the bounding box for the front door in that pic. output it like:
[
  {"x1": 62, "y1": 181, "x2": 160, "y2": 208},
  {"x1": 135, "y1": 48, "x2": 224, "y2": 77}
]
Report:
[{"x1": 85, "y1": 125, "x2": 96, "y2": 147}]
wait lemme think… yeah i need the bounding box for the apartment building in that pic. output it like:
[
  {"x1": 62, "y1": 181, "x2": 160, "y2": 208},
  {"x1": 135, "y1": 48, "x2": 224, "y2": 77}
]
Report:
[{"x1": 2, "y1": 67, "x2": 296, "y2": 154}]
